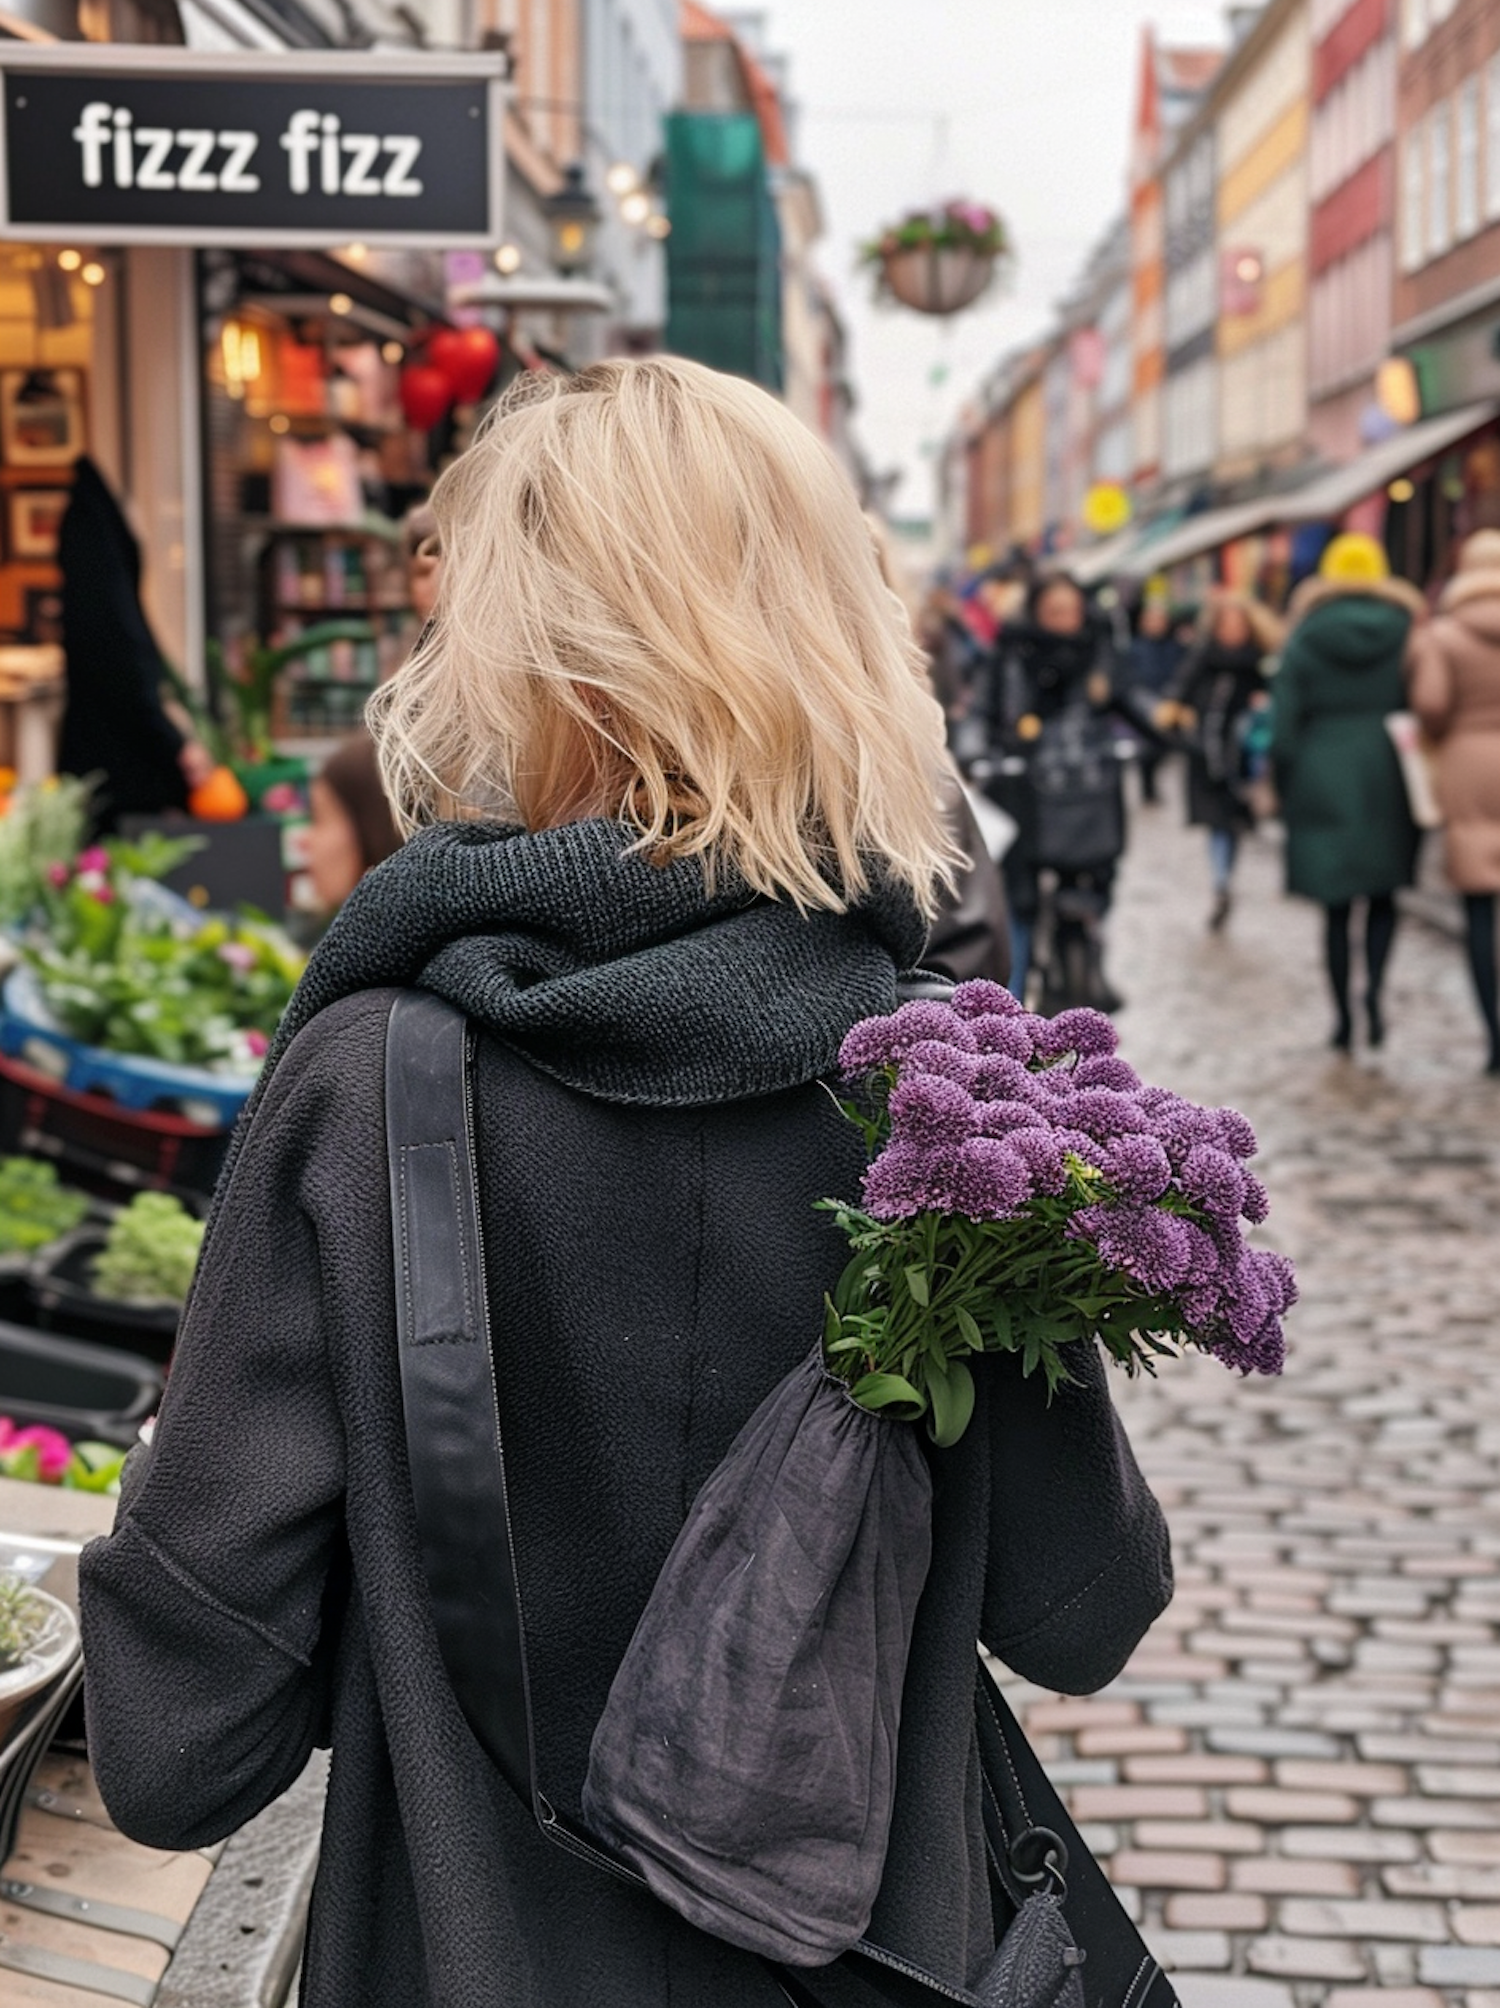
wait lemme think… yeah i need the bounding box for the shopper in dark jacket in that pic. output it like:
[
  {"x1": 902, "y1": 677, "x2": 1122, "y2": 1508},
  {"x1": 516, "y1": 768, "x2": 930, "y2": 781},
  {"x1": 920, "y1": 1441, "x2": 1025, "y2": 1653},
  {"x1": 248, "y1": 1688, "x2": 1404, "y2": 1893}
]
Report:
[
  {"x1": 980, "y1": 574, "x2": 1128, "y2": 1006},
  {"x1": 80, "y1": 360, "x2": 1170, "y2": 2008},
  {"x1": 1272, "y1": 534, "x2": 1424, "y2": 1052},
  {"x1": 1126, "y1": 596, "x2": 1186, "y2": 803},
  {"x1": 1165, "y1": 592, "x2": 1281, "y2": 930}
]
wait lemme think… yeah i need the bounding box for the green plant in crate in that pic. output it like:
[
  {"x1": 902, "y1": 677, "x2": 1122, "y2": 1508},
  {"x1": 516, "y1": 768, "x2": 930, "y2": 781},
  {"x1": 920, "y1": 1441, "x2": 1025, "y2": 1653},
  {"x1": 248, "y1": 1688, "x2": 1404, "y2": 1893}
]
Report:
[
  {"x1": 92, "y1": 1192, "x2": 205, "y2": 1305},
  {"x1": 0, "y1": 777, "x2": 92, "y2": 931},
  {"x1": 0, "y1": 1575, "x2": 44, "y2": 1668},
  {"x1": 21, "y1": 837, "x2": 304, "y2": 1072},
  {"x1": 0, "y1": 1159, "x2": 89, "y2": 1254}
]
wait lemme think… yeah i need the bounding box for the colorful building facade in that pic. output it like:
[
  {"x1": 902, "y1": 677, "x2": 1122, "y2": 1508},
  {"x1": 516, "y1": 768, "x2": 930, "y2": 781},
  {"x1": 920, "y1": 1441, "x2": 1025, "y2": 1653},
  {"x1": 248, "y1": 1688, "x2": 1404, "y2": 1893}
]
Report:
[
  {"x1": 1215, "y1": 0, "x2": 1312, "y2": 490},
  {"x1": 1308, "y1": 0, "x2": 1398, "y2": 463}
]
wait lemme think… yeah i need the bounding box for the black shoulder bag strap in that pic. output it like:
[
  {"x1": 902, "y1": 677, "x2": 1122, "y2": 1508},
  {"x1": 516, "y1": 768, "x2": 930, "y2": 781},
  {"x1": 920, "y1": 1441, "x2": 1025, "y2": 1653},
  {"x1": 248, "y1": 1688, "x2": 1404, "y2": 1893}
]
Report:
[
  {"x1": 384, "y1": 988, "x2": 539, "y2": 1808},
  {"x1": 384, "y1": 989, "x2": 1174, "y2": 2008}
]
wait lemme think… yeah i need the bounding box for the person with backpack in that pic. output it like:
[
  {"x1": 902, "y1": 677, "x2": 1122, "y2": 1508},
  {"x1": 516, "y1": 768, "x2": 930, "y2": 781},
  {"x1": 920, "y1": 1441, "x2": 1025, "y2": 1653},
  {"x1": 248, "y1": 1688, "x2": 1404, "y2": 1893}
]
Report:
[{"x1": 77, "y1": 360, "x2": 1171, "y2": 2008}]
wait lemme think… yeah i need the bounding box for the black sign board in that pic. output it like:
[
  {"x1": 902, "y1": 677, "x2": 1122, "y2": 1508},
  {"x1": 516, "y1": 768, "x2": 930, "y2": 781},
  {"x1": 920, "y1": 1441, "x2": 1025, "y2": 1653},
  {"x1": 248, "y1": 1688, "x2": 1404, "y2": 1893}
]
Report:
[{"x1": 0, "y1": 51, "x2": 504, "y2": 247}]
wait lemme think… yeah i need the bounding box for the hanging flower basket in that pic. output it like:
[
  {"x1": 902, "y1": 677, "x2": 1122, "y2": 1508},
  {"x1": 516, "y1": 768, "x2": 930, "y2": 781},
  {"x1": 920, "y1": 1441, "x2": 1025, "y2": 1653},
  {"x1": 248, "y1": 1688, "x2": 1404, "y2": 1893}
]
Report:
[{"x1": 861, "y1": 201, "x2": 1011, "y2": 316}]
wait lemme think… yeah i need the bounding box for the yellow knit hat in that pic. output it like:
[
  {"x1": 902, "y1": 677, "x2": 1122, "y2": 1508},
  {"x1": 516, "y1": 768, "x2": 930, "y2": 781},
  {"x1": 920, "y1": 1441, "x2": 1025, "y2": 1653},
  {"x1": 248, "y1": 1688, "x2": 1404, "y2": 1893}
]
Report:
[{"x1": 1319, "y1": 532, "x2": 1390, "y2": 584}]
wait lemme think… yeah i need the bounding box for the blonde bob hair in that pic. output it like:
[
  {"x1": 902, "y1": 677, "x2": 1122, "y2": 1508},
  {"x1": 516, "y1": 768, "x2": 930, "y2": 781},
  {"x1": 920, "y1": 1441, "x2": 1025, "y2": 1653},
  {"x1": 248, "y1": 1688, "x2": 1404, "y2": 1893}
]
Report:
[{"x1": 370, "y1": 356, "x2": 955, "y2": 916}]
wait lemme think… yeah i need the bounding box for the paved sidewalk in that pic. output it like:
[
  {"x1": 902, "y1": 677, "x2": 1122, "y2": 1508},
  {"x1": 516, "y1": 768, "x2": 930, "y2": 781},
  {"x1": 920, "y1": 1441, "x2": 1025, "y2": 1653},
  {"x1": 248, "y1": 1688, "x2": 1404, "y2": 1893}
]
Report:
[{"x1": 997, "y1": 794, "x2": 1500, "y2": 2008}]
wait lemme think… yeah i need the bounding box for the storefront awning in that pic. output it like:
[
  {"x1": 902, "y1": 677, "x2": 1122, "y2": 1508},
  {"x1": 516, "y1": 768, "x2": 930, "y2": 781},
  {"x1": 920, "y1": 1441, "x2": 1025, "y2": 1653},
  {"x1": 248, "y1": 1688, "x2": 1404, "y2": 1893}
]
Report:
[
  {"x1": 1277, "y1": 399, "x2": 1500, "y2": 523},
  {"x1": 1117, "y1": 495, "x2": 1285, "y2": 578},
  {"x1": 1069, "y1": 525, "x2": 1144, "y2": 585}
]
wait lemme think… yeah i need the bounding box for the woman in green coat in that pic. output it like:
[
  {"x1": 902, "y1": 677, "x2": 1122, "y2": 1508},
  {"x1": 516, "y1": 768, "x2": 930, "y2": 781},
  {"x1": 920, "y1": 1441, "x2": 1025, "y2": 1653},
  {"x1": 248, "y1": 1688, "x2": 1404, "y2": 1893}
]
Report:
[{"x1": 1272, "y1": 534, "x2": 1424, "y2": 1052}]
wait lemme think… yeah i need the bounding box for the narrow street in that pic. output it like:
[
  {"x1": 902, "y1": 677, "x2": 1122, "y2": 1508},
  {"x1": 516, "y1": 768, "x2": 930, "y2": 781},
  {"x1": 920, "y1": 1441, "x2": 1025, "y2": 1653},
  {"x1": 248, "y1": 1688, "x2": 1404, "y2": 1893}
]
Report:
[{"x1": 1000, "y1": 784, "x2": 1500, "y2": 2008}]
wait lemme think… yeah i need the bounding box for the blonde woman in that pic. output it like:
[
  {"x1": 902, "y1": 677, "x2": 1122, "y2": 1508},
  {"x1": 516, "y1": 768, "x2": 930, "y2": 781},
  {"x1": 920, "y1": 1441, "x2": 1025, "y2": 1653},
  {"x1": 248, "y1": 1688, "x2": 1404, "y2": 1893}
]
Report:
[{"x1": 78, "y1": 360, "x2": 1169, "y2": 2008}]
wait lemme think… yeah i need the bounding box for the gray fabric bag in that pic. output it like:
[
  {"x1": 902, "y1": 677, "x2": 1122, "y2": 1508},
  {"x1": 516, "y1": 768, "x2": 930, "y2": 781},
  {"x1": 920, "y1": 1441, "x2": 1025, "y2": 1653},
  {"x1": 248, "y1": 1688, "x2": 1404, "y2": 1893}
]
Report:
[{"x1": 581, "y1": 1348, "x2": 934, "y2": 1965}]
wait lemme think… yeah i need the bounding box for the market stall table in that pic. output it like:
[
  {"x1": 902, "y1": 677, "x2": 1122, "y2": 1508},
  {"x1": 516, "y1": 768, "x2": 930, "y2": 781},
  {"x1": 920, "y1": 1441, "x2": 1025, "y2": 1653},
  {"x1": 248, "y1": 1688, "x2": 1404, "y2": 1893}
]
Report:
[{"x1": 0, "y1": 1476, "x2": 324, "y2": 2006}]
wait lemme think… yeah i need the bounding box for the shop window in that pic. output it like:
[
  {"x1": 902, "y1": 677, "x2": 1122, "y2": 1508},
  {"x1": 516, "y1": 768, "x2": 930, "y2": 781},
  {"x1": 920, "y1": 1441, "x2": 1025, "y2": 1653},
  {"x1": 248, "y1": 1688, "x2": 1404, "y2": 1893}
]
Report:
[
  {"x1": 0, "y1": 247, "x2": 99, "y2": 650},
  {"x1": 200, "y1": 253, "x2": 444, "y2": 750},
  {"x1": 1428, "y1": 101, "x2": 1452, "y2": 260},
  {"x1": 1456, "y1": 78, "x2": 1480, "y2": 240},
  {"x1": 1401, "y1": 121, "x2": 1426, "y2": 273}
]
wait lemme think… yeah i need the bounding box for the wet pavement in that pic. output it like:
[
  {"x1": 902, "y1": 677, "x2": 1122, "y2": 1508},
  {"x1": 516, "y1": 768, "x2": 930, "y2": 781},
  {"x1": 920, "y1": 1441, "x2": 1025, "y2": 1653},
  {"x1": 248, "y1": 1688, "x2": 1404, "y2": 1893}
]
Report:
[{"x1": 995, "y1": 785, "x2": 1500, "y2": 2008}]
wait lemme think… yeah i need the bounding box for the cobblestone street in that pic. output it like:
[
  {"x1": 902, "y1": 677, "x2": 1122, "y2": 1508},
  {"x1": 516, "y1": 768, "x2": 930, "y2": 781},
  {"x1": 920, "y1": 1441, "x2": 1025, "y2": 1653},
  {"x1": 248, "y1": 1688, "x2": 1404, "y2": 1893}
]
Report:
[{"x1": 998, "y1": 786, "x2": 1500, "y2": 2008}]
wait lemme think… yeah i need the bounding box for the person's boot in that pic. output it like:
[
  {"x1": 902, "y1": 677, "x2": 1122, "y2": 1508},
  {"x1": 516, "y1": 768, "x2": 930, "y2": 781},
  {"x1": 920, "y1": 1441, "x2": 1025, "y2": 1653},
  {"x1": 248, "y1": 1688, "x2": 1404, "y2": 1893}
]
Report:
[
  {"x1": 1366, "y1": 995, "x2": 1385, "y2": 1049},
  {"x1": 1209, "y1": 887, "x2": 1232, "y2": 932}
]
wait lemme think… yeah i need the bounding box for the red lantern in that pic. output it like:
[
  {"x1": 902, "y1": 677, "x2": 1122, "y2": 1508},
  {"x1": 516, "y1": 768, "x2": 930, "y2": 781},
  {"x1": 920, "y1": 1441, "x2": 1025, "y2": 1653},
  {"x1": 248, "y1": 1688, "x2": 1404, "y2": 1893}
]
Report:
[
  {"x1": 447, "y1": 326, "x2": 501, "y2": 403},
  {"x1": 426, "y1": 327, "x2": 468, "y2": 390},
  {"x1": 399, "y1": 363, "x2": 452, "y2": 431}
]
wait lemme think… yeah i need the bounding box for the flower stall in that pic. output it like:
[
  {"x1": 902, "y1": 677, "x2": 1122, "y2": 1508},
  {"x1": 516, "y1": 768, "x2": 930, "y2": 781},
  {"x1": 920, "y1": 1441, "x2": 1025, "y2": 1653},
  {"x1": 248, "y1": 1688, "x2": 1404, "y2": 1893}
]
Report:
[{"x1": 0, "y1": 774, "x2": 299, "y2": 1473}]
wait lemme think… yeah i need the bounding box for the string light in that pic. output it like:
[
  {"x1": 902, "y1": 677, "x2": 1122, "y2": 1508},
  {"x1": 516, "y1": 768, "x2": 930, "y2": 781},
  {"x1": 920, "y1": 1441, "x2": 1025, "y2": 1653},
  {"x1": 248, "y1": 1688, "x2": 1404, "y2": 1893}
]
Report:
[
  {"x1": 81, "y1": 262, "x2": 106, "y2": 287},
  {"x1": 57, "y1": 249, "x2": 81, "y2": 272},
  {"x1": 328, "y1": 292, "x2": 353, "y2": 316},
  {"x1": 494, "y1": 243, "x2": 522, "y2": 274},
  {"x1": 620, "y1": 190, "x2": 651, "y2": 226}
]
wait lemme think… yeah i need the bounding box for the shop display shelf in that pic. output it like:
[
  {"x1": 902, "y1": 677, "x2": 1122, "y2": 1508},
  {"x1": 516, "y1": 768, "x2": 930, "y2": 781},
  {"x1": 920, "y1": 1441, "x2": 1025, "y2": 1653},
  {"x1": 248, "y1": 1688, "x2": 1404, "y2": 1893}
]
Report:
[
  {"x1": 27, "y1": 1226, "x2": 181, "y2": 1366},
  {"x1": 0, "y1": 1048, "x2": 234, "y2": 1205},
  {"x1": 0, "y1": 967, "x2": 256, "y2": 1126},
  {"x1": 0, "y1": 1317, "x2": 160, "y2": 1448}
]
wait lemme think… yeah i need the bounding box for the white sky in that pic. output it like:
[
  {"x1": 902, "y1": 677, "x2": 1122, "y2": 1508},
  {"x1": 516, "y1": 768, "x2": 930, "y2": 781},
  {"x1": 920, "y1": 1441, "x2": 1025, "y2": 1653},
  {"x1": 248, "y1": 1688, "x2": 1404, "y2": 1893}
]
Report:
[{"x1": 757, "y1": 0, "x2": 1231, "y2": 516}]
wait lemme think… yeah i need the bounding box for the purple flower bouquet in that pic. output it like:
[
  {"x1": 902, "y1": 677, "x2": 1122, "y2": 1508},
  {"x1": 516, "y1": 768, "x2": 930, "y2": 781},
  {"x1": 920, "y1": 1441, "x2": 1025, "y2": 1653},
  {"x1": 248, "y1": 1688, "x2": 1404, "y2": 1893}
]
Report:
[{"x1": 822, "y1": 980, "x2": 1293, "y2": 1447}]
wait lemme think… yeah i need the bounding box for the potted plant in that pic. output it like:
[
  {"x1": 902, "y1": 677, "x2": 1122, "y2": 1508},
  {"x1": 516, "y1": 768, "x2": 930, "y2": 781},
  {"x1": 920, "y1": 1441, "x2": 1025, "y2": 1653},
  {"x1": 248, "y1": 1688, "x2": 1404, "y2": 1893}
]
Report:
[
  {"x1": 0, "y1": 1573, "x2": 79, "y2": 1748},
  {"x1": 860, "y1": 200, "x2": 1011, "y2": 316}
]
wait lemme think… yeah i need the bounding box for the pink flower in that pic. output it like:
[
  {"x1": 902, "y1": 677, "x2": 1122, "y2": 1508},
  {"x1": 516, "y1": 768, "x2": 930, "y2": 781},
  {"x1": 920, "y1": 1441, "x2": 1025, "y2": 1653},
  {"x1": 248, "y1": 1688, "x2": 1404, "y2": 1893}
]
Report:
[
  {"x1": 244, "y1": 1028, "x2": 269, "y2": 1058},
  {"x1": 45, "y1": 861, "x2": 70, "y2": 889},
  {"x1": 217, "y1": 942, "x2": 257, "y2": 974},
  {"x1": 0, "y1": 1422, "x2": 72, "y2": 1481},
  {"x1": 89, "y1": 884, "x2": 115, "y2": 906},
  {"x1": 76, "y1": 847, "x2": 110, "y2": 875}
]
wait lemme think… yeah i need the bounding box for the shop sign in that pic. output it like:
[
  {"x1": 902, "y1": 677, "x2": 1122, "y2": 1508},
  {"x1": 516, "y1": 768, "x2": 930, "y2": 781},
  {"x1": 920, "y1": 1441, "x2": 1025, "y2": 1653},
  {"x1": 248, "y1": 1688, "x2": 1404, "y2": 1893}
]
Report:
[{"x1": 0, "y1": 48, "x2": 505, "y2": 247}]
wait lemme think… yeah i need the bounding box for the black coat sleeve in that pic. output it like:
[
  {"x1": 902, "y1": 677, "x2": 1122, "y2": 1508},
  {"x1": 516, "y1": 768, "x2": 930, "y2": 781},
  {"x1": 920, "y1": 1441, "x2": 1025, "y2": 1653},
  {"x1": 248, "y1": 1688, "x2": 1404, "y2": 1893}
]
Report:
[
  {"x1": 79, "y1": 1042, "x2": 348, "y2": 1852},
  {"x1": 978, "y1": 1343, "x2": 1172, "y2": 1694}
]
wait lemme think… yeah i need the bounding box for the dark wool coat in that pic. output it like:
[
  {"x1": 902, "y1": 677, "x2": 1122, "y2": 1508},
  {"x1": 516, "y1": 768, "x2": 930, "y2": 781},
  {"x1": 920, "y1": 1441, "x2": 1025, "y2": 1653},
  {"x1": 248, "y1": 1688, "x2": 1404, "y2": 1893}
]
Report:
[
  {"x1": 79, "y1": 824, "x2": 1171, "y2": 2008},
  {"x1": 58, "y1": 457, "x2": 189, "y2": 829},
  {"x1": 1172, "y1": 642, "x2": 1268, "y2": 835},
  {"x1": 1272, "y1": 578, "x2": 1423, "y2": 906}
]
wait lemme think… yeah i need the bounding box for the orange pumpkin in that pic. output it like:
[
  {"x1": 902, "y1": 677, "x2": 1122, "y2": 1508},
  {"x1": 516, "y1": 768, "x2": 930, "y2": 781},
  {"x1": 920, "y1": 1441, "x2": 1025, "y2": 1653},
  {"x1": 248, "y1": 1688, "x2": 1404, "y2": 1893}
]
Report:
[{"x1": 188, "y1": 766, "x2": 250, "y2": 822}]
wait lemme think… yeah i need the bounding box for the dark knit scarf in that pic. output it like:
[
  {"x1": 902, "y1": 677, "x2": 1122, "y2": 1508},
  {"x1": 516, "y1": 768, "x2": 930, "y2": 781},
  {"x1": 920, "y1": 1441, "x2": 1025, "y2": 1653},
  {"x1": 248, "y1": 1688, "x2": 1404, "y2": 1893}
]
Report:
[{"x1": 266, "y1": 818, "x2": 927, "y2": 1108}]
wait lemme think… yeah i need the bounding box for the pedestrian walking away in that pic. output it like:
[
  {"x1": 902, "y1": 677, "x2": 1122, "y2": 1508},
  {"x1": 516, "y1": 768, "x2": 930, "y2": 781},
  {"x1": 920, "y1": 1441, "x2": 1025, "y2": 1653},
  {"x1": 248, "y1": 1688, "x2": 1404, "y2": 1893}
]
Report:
[
  {"x1": 1271, "y1": 533, "x2": 1424, "y2": 1053},
  {"x1": 976, "y1": 573, "x2": 1132, "y2": 1010},
  {"x1": 1407, "y1": 526, "x2": 1500, "y2": 1074},
  {"x1": 1162, "y1": 591, "x2": 1281, "y2": 931},
  {"x1": 1125, "y1": 594, "x2": 1187, "y2": 805},
  {"x1": 75, "y1": 359, "x2": 1170, "y2": 2008}
]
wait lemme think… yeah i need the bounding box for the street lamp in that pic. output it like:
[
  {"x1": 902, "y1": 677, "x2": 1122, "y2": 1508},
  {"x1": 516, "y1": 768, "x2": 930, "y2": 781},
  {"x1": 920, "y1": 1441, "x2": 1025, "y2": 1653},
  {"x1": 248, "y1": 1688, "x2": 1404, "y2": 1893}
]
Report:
[{"x1": 542, "y1": 163, "x2": 603, "y2": 278}]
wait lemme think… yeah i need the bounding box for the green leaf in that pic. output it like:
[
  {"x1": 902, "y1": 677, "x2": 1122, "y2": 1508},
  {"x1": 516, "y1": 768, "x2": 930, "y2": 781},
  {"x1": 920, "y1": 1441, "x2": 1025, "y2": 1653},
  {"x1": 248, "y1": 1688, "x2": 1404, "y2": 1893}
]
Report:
[
  {"x1": 989, "y1": 1299, "x2": 1013, "y2": 1348},
  {"x1": 954, "y1": 1305, "x2": 985, "y2": 1352},
  {"x1": 850, "y1": 1372, "x2": 926, "y2": 1420},
  {"x1": 926, "y1": 1358, "x2": 976, "y2": 1448},
  {"x1": 904, "y1": 1264, "x2": 931, "y2": 1308}
]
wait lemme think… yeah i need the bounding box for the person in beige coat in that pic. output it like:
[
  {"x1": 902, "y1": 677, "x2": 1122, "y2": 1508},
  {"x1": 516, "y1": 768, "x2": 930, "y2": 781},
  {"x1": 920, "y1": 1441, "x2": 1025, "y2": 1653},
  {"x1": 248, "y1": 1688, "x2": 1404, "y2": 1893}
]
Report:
[{"x1": 1407, "y1": 528, "x2": 1500, "y2": 1075}]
